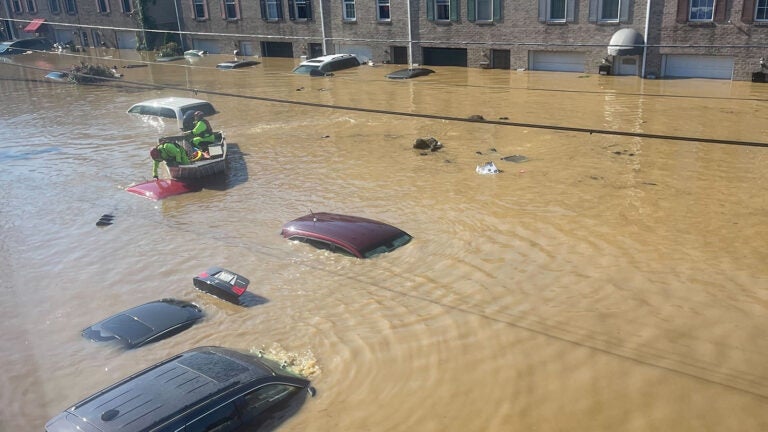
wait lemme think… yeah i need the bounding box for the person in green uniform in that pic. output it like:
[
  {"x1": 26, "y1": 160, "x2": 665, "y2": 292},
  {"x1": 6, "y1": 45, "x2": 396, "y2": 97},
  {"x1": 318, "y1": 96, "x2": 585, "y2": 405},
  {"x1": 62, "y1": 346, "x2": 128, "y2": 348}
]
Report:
[
  {"x1": 184, "y1": 111, "x2": 215, "y2": 151},
  {"x1": 150, "y1": 140, "x2": 189, "y2": 179}
]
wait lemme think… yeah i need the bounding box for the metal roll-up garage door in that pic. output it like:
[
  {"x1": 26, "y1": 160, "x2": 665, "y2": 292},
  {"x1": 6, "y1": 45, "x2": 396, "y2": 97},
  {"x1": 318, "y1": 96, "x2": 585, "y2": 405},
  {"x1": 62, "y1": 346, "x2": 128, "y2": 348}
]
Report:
[
  {"x1": 663, "y1": 55, "x2": 734, "y2": 80},
  {"x1": 530, "y1": 51, "x2": 585, "y2": 72}
]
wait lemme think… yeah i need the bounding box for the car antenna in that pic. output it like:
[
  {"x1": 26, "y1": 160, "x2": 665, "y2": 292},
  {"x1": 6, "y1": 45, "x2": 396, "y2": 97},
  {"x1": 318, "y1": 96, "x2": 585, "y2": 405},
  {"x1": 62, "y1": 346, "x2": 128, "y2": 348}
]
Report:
[{"x1": 310, "y1": 208, "x2": 317, "y2": 222}]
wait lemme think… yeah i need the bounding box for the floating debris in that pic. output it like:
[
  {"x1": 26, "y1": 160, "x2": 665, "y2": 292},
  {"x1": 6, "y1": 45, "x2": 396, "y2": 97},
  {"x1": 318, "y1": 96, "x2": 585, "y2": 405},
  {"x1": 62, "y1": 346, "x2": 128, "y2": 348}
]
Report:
[
  {"x1": 476, "y1": 161, "x2": 501, "y2": 174},
  {"x1": 96, "y1": 214, "x2": 115, "y2": 227},
  {"x1": 501, "y1": 154, "x2": 528, "y2": 163}
]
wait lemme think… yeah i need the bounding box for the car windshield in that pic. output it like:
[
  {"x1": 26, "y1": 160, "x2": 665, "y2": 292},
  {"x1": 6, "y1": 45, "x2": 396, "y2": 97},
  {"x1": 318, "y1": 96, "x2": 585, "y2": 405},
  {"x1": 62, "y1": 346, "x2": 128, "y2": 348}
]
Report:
[
  {"x1": 0, "y1": 42, "x2": 12, "y2": 53},
  {"x1": 292, "y1": 64, "x2": 320, "y2": 74},
  {"x1": 101, "y1": 314, "x2": 154, "y2": 343},
  {"x1": 363, "y1": 233, "x2": 413, "y2": 258}
]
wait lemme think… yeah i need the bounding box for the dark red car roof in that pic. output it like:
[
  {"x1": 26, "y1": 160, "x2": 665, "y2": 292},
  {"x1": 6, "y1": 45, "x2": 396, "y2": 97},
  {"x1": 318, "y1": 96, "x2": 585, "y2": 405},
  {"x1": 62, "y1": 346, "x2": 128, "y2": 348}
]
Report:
[{"x1": 281, "y1": 212, "x2": 411, "y2": 258}]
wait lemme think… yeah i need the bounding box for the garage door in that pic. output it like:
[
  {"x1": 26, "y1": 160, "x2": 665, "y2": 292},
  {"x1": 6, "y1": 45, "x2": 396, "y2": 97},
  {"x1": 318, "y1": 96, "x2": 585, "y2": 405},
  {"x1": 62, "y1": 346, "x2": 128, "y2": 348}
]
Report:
[
  {"x1": 335, "y1": 44, "x2": 372, "y2": 63},
  {"x1": 116, "y1": 31, "x2": 137, "y2": 50},
  {"x1": 663, "y1": 55, "x2": 734, "y2": 80},
  {"x1": 530, "y1": 51, "x2": 585, "y2": 72},
  {"x1": 192, "y1": 39, "x2": 221, "y2": 54}
]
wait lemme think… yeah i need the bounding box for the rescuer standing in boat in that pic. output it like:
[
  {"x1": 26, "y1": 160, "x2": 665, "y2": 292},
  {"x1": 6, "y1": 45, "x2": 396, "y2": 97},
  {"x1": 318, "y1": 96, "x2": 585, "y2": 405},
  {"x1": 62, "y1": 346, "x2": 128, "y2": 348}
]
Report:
[
  {"x1": 150, "y1": 139, "x2": 190, "y2": 179},
  {"x1": 184, "y1": 111, "x2": 215, "y2": 152}
]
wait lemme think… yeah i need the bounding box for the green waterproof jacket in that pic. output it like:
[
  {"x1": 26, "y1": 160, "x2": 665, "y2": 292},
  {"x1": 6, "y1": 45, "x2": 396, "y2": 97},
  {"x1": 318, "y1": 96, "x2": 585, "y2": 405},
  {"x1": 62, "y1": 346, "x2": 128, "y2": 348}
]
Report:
[
  {"x1": 152, "y1": 142, "x2": 190, "y2": 178},
  {"x1": 189, "y1": 119, "x2": 214, "y2": 143}
]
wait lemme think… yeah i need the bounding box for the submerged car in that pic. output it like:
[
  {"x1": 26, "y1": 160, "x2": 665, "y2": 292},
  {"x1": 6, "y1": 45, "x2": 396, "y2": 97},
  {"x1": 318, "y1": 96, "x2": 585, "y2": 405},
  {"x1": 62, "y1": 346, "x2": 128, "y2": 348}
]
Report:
[
  {"x1": 193, "y1": 266, "x2": 250, "y2": 304},
  {"x1": 127, "y1": 97, "x2": 216, "y2": 131},
  {"x1": 292, "y1": 53, "x2": 361, "y2": 75},
  {"x1": 386, "y1": 68, "x2": 435, "y2": 79},
  {"x1": 217, "y1": 60, "x2": 260, "y2": 69},
  {"x1": 281, "y1": 212, "x2": 412, "y2": 258},
  {"x1": 45, "y1": 346, "x2": 314, "y2": 432},
  {"x1": 81, "y1": 299, "x2": 204, "y2": 349},
  {"x1": 0, "y1": 37, "x2": 52, "y2": 55}
]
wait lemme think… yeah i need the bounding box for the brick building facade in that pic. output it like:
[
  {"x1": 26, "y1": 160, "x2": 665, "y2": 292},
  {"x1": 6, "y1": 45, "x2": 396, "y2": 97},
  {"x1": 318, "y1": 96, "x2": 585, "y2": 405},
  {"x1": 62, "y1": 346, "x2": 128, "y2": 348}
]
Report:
[{"x1": 3, "y1": 0, "x2": 768, "y2": 80}]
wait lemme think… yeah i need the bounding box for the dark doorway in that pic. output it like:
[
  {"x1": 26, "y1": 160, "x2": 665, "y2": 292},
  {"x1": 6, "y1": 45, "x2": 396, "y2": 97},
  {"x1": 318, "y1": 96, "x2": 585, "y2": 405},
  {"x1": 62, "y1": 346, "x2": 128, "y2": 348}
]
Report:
[
  {"x1": 260, "y1": 41, "x2": 293, "y2": 58},
  {"x1": 391, "y1": 46, "x2": 408, "y2": 64},
  {"x1": 309, "y1": 43, "x2": 323, "y2": 58},
  {"x1": 422, "y1": 47, "x2": 467, "y2": 67},
  {"x1": 491, "y1": 49, "x2": 510, "y2": 69}
]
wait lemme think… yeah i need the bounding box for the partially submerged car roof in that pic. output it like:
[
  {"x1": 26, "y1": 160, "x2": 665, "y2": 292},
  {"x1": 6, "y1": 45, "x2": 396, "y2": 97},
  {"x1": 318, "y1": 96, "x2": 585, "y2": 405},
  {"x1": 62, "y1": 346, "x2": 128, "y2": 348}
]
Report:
[
  {"x1": 81, "y1": 299, "x2": 204, "y2": 348},
  {"x1": 127, "y1": 97, "x2": 216, "y2": 129},
  {"x1": 281, "y1": 212, "x2": 412, "y2": 258},
  {"x1": 386, "y1": 68, "x2": 435, "y2": 79},
  {"x1": 46, "y1": 346, "x2": 310, "y2": 432}
]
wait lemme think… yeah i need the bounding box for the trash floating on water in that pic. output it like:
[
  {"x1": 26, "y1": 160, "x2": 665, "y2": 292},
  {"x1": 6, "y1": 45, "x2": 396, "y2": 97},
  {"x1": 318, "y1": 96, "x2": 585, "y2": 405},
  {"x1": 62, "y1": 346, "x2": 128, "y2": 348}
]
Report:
[
  {"x1": 476, "y1": 161, "x2": 501, "y2": 175},
  {"x1": 501, "y1": 154, "x2": 528, "y2": 163},
  {"x1": 96, "y1": 214, "x2": 115, "y2": 227}
]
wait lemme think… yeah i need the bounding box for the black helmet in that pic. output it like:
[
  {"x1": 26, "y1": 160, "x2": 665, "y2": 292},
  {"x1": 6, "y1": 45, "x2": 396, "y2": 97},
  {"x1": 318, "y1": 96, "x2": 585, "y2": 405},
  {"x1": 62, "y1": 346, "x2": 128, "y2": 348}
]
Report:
[{"x1": 194, "y1": 111, "x2": 204, "y2": 119}]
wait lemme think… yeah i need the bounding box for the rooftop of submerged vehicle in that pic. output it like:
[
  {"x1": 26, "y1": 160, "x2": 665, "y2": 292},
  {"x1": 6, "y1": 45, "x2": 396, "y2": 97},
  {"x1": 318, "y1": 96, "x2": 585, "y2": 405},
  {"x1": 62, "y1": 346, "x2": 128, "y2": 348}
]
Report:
[
  {"x1": 281, "y1": 212, "x2": 412, "y2": 258},
  {"x1": 81, "y1": 298, "x2": 204, "y2": 349},
  {"x1": 45, "y1": 346, "x2": 313, "y2": 432},
  {"x1": 127, "y1": 97, "x2": 216, "y2": 130},
  {"x1": 292, "y1": 53, "x2": 361, "y2": 75}
]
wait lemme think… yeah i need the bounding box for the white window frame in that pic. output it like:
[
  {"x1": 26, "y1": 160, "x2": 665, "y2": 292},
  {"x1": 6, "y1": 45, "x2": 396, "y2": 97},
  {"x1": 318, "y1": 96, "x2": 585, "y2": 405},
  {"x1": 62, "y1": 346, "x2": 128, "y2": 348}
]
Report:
[
  {"x1": 343, "y1": 0, "x2": 356, "y2": 20},
  {"x1": 265, "y1": 0, "x2": 279, "y2": 20},
  {"x1": 223, "y1": 0, "x2": 239, "y2": 20},
  {"x1": 475, "y1": 0, "x2": 492, "y2": 21},
  {"x1": 294, "y1": 0, "x2": 310, "y2": 19},
  {"x1": 548, "y1": 0, "x2": 567, "y2": 22},
  {"x1": 377, "y1": 0, "x2": 390, "y2": 21},
  {"x1": 436, "y1": 0, "x2": 449, "y2": 20},
  {"x1": 64, "y1": 0, "x2": 76, "y2": 14},
  {"x1": 598, "y1": 0, "x2": 619, "y2": 21},
  {"x1": 119, "y1": 0, "x2": 130, "y2": 13},
  {"x1": 689, "y1": 0, "x2": 714, "y2": 21},
  {"x1": 756, "y1": 0, "x2": 768, "y2": 21},
  {"x1": 49, "y1": 0, "x2": 60, "y2": 13},
  {"x1": 96, "y1": 0, "x2": 109, "y2": 13},
  {"x1": 26, "y1": 0, "x2": 38, "y2": 12},
  {"x1": 193, "y1": 0, "x2": 208, "y2": 19},
  {"x1": 11, "y1": 0, "x2": 23, "y2": 13}
]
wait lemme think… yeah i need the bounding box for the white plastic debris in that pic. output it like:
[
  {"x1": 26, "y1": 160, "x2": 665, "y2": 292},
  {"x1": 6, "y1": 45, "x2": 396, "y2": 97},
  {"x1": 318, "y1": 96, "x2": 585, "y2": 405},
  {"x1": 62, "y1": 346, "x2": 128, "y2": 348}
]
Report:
[{"x1": 476, "y1": 161, "x2": 500, "y2": 175}]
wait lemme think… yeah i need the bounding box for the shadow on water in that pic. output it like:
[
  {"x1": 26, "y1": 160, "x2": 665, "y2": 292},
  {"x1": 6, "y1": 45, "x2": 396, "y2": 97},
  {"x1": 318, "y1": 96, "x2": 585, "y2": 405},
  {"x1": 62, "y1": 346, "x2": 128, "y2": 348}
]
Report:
[
  {"x1": 192, "y1": 143, "x2": 248, "y2": 192},
  {"x1": 237, "y1": 291, "x2": 269, "y2": 308}
]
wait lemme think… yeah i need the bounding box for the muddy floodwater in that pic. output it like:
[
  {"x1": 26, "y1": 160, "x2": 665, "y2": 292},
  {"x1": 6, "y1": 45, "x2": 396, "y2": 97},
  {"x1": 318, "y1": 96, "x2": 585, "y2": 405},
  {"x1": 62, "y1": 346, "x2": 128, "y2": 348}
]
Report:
[{"x1": 2, "y1": 49, "x2": 768, "y2": 431}]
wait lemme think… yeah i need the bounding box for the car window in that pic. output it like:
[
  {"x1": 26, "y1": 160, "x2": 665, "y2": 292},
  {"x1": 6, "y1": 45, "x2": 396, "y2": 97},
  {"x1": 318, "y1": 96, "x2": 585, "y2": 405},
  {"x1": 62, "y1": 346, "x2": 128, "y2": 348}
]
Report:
[
  {"x1": 183, "y1": 103, "x2": 215, "y2": 117},
  {"x1": 129, "y1": 105, "x2": 177, "y2": 118},
  {"x1": 185, "y1": 402, "x2": 241, "y2": 432},
  {"x1": 291, "y1": 236, "x2": 356, "y2": 257},
  {"x1": 236, "y1": 384, "x2": 300, "y2": 426}
]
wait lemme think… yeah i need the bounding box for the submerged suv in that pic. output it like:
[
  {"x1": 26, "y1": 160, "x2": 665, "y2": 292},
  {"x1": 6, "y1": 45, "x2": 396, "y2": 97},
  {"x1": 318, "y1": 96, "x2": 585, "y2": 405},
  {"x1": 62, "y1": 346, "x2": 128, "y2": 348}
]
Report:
[
  {"x1": 0, "y1": 37, "x2": 52, "y2": 55},
  {"x1": 45, "y1": 346, "x2": 313, "y2": 432},
  {"x1": 292, "y1": 53, "x2": 361, "y2": 75}
]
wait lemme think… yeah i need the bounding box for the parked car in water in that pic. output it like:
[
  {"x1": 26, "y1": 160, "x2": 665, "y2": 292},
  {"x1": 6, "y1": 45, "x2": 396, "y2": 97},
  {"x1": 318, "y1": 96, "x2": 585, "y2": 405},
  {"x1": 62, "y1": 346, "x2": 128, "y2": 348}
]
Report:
[
  {"x1": 0, "y1": 37, "x2": 52, "y2": 55},
  {"x1": 193, "y1": 266, "x2": 250, "y2": 304},
  {"x1": 81, "y1": 299, "x2": 204, "y2": 349},
  {"x1": 45, "y1": 346, "x2": 314, "y2": 432},
  {"x1": 292, "y1": 54, "x2": 361, "y2": 75},
  {"x1": 217, "y1": 60, "x2": 260, "y2": 69},
  {"x1": 127, "y1": 97, "x2": 217, "y2": 130},
  {"x1": 386, "y1": 68, "x2": 435, "y2": 79},
  {"x1": 281, "y1": 212, "x2": 412, "y2": 258}
]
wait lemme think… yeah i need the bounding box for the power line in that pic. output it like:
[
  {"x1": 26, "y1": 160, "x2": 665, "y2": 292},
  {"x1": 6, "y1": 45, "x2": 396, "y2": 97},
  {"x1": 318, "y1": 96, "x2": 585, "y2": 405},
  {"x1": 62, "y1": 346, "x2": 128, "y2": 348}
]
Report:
[{"x1": 3, "y1": 59, "x2": 768, "y2": 148}]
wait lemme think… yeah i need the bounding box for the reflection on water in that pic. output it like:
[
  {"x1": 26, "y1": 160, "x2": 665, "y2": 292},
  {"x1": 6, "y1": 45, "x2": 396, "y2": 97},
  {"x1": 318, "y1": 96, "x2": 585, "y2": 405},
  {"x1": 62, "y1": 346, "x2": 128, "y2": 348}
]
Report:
[{"x1": 2, "y1": 50, "x2": 768, "y2": 431}]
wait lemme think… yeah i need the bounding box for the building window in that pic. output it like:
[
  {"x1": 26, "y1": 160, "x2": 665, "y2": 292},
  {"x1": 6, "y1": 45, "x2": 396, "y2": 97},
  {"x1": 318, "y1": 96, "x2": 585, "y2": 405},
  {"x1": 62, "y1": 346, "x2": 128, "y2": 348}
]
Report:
[
  {"x1": 436, "y1": 0, "x2": 449, "y2": 20},
  {"x1": 599, "y1": 0, "x2": 619, "y2": 20},
  {"x1": 193, "y1": 0, "x2": 208, "y2": 19},
  {"x1": 289, "y1": 0, "x2": 311, "y2": 19},
  {"x1": 689, "y1": 0, "x2": 713, "y2": 21},
  {"x1": 475, "y1": 0, "x2": 491, "y2": 20},
  {"x1": 222, "y1": 0, "x2": 239, "y2": 19},
  {"x1": 549, "y1": 0, "x2": 566, "y2": 20},
  {"x1": 377, "y1": 0, "x2": 390, "y2": 20},
  {"x1": 265, "y1": 0, "x2": 279, "y2": 19},
  {"x1": 343, "y1": 0, "x2": 356, "y2": 20},
  {"x1": 539, "y1": 0, "x2": 573, "y2": 22},
  {"x1": 756, "y1": 0, "x2": 768, "y2": 20},
  {"x1": 64, "y1": 0, "x2": 77, "y2": 13},
  {"x1": 96, "y1": 0, "x2": 109, "y2": 13},
  {"x1": 26, "y1": 0, "x2": 37, "y2": 12},
  {"x1": 49, "y1": 0, "x2": 61, "y2": 13},
  {"x1": 120, "y1": 0, "x2": 130, "y2": 13},
  {"x1": 11, "y1": 0, "x2": 23, "y2": 13}
]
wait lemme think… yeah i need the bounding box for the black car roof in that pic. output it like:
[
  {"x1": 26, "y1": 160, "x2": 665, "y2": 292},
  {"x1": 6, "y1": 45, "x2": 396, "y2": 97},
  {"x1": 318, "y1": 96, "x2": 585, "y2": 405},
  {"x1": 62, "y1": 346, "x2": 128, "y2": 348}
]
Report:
[
  {"x1": 66, "y1": 347, "x2": 301, "y2": 431},
  {"x1": 82, "y1": 299, "x2": 203, "y2": 348}
]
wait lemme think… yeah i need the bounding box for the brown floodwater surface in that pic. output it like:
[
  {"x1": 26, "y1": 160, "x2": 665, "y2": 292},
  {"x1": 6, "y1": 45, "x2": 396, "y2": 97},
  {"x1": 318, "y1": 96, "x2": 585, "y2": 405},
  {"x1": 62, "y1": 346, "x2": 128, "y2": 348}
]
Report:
[{"x1": 2, "y1": 49, "x2": 768, "y2": 431}]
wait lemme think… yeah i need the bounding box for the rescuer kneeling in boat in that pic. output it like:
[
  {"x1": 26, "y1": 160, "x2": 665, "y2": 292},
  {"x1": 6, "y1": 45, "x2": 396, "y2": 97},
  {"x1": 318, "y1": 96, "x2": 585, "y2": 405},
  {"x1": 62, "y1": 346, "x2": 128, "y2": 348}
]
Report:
[
  {"x1": 184, "y1": 111, "x2": 215, "y2": 152},
  {"x1": 150, "y1": 140, "x2": 190, "y2": 180}
]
